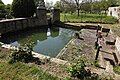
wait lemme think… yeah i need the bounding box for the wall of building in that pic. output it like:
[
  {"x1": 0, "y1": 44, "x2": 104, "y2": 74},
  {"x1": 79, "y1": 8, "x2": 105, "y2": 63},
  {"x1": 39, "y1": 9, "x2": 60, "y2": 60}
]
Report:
[{"x1": 108, "y1": 7, "x2": 120, "y2": 19}]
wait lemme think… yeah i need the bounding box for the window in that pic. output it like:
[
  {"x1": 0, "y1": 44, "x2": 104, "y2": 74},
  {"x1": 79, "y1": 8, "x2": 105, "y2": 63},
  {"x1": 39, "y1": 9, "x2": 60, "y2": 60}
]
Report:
[
  {"x1": 118, "y1": 13, "x2": 120, "y2": 17},
  {"x1": 110, "y1": 11, "x2": 112, "y2": 16}
]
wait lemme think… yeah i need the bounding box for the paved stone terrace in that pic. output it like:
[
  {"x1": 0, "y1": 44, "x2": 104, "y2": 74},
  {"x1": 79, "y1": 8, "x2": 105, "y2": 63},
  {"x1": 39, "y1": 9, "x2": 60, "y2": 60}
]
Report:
[{"x1": 57, "y1": 24, "x2": 120, "y2": 79}]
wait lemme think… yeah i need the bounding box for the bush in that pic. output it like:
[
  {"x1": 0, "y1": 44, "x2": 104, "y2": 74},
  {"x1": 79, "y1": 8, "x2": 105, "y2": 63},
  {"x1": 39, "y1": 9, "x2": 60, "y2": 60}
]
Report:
[
  {"x1": 67, "y1": 57, "x2": 99, "y2": 80},
  {"x1": 66, "y1": 56, "x2": 114, "y2": 80},
  {"x1": 12, "y1": 0, "x2": 36, "y2": 18},
  {"x1": 9, "y1": 46, "x2": 33, "y2": 64}
]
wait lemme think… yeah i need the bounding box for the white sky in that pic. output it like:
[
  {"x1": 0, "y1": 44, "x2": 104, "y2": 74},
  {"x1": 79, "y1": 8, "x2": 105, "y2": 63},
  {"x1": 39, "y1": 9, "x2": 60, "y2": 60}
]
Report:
[
  {"x1": 2, "y1": 0, "x2": 60, "y2": 5},
  {"x1": 45, "y1": 0, "x2": 60, "y2": 5},
  {"x1": 2, "y1": 0, "x2": 12, "y2": 5}
]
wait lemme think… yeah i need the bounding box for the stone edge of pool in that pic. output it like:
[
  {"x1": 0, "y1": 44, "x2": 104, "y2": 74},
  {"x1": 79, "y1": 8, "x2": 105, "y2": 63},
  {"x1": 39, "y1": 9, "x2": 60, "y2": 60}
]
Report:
[
  {"x1": 56, "y1": 39, "x2": 74, "y2": 58},
  {"x1": 0, "y1": 23, "x2": 110, "y2": 66},
  {"x1": 0, "y1": 42, "x2": 70, "y2": 66}
]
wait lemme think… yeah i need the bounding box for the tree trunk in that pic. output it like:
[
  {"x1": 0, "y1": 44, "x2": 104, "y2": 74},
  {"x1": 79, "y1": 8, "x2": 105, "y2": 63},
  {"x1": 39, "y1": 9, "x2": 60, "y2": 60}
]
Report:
[
  {"x1": 77, "y1": 9, "x2": 80, "y2": 17},
  {"x1": 105, "y1": 10, "x2": 107, "y2": 15}
]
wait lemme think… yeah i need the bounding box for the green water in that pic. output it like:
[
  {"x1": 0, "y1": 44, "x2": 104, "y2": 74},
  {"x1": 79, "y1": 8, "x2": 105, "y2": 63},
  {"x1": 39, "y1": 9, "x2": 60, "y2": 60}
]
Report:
[{"x1": 0, "y1": 27, "x2": 76, "y2": 57}]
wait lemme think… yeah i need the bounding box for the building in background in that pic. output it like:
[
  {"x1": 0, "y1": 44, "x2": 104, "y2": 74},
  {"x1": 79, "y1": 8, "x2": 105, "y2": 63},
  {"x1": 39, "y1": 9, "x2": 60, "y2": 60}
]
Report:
[{"x1": 108, "y1": 6, "x2": 120, "y2": 19}]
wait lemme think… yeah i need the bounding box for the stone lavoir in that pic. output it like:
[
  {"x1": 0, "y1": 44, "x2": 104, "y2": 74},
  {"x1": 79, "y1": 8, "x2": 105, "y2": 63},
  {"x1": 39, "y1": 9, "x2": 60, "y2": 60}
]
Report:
[
  {"x1": 0, "y1": 27, "x2": 77, "y2": 57},
  {"x1": 0, "y1": 0, "x2": 60, "y2": 34}
]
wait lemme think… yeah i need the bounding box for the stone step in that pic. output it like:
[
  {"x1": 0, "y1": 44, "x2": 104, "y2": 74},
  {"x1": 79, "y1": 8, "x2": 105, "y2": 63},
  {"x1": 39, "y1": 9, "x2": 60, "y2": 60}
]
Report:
[
  {"x1": 113, "y1": 52, "x2": 120, "y2": 65},
  {"x1": 99, "y1": 53, "x2": 106, "y2": 69},
  {"x1": 105, "y1": 61, "x2": 114, "y2": 73}
]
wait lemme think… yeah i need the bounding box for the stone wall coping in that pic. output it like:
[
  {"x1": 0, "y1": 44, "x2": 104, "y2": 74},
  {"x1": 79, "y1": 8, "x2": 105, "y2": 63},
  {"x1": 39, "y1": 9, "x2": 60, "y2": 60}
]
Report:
[{"x1": 0, "y1": 18, "x2": 27, "y2": 23}]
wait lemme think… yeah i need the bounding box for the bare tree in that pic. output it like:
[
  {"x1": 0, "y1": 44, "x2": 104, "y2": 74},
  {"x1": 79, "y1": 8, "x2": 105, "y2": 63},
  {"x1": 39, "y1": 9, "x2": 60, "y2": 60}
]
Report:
[
  {"x1": 61, "y1": 0, "x2": 76, "y2": 13},
  {"x1": 62, "y1": 0, "x2": 103, "y2": 16},
  {"x1": 74, "y1": 0, "x2": 81, "y2": 16},
  {"x1": 61, "y1": 0, "x2": 83, "y2": 16}
]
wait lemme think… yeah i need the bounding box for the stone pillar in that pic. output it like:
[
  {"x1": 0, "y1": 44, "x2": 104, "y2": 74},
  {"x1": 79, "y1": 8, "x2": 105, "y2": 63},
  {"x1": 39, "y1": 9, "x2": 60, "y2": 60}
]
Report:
[
  {"x1": 36, "y1": 8, "x2": 47, "y2": 26},
  {"x1": 36, "y1": 0, "x2": 47, "y2": 26},
  {"x1": 51, "y1": 9, "x2": 60, "y2": 23}
]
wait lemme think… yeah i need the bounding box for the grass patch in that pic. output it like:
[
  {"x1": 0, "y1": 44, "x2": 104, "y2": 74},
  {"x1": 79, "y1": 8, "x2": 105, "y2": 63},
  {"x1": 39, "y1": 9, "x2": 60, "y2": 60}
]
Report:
[
  {"x1": 111, "y1": 24, "x2": 120, "y2": 37},
  {"x1": 113, "y1": 66, "x2": 120, "y2": 75},
  {"x1": 93, "y1": 60, "x2": 100, "y2": 67},
  {"x1": 0, "y1": 48, "x2": 11, "y2": 61},
  {"x1": 60, "y1": 13, "x2": 118, "y2": 24},
  {"x1": 0, "y1": 48, "x2": 58, "y2": 80},
  {"x1": 0, "y1": 62, "x2": 58, "y2": 80}
]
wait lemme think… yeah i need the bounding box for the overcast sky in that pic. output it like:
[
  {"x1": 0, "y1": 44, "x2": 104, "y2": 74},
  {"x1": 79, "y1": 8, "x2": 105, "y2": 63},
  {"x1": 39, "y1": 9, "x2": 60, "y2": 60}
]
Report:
[{"x1": 2, "y1": 0, "x2": 60, "y2": 5}]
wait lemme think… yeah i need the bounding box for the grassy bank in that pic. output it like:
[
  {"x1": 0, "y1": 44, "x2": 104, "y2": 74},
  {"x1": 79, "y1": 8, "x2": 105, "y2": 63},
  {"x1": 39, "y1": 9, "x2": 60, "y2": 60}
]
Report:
[
  {"x1": 113, "y1": 66, "x2": 120, "y2": 75},
  {"x1": 0, "y1": 48, "x2": 58, "y2": 80},
  {"x1": 111, "y1": 24, "x2": 120, "y2": 37},
  {"x1": 60, "y1": 13, "x2": 118, "y2": 24},
  {"x1": 0, "y1": 62, "x2": 58, "y2": 80}
]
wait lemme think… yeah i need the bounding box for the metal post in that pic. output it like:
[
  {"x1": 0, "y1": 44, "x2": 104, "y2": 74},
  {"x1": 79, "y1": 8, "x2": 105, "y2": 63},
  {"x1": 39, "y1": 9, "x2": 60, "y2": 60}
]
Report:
[
  {"x1": 95, "y1": 36, "x2": 99, "y2": 49},
  {"x1": 96, "y1": 24, "x2": 99, "y2": 35},
  {"x1": 95, "y1": 46, "x2": 102, "y2": 60}
]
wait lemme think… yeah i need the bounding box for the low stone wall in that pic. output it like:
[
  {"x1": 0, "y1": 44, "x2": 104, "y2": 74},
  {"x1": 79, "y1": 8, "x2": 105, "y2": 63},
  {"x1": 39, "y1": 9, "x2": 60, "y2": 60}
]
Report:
[
  {"x1": 115, "y1": 37, "x2": 120, "y2": 55},
  {"x1": 0, "y1": 18, "x2": 47, "y2": 34},
  {"x1": 0, "y1": 9, "x2": 60, "y2": 34},
  {"x1": 114, "y1": 36, "x2": 120, "y2": 65},
  {"x1": 56, "y1": 39, "x2": 74, "y2": 58}
]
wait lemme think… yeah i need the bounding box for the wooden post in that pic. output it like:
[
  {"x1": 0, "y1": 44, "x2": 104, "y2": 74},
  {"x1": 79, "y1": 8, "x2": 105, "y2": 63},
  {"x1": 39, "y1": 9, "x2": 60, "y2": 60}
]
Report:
[{"x1": 95, "y1": 46, "x2": 102, "y2": 60}]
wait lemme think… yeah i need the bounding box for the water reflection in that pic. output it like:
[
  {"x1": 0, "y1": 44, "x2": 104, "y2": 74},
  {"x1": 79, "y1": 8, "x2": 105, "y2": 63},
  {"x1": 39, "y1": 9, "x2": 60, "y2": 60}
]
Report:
[
  {"x1": 0, "y1": 27, "x2": 75, "y2": 57},
  {"x1": 51, "y1": 27, "x2": 59, "y2": 38}
]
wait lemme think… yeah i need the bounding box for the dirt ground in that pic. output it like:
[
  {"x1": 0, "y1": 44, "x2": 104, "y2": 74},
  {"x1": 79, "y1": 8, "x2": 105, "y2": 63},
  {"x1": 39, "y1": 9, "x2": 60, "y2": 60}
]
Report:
[{"x1": 39, "y1": 62, "x2": 70, "y2": 79}]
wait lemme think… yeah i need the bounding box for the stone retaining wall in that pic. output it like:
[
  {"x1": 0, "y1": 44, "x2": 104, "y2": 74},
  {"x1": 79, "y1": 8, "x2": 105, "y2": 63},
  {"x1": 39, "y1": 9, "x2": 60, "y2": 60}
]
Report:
[
  {"x1": 0, "y1": 9, "x2": 47, "y2": 34},
  {"x1": 0, "y1": 9, "x2": 60, "y2": 34}
]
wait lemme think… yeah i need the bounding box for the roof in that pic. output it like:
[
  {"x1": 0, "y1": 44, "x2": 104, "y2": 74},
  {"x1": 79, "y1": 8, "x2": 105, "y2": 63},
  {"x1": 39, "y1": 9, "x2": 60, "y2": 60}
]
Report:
[{"x1": 109, "y1": 6, "x2": 120, "y2": 9}]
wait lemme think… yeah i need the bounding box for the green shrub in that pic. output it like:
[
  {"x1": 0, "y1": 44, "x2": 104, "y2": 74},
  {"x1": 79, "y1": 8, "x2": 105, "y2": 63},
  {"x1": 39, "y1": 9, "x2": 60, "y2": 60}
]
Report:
[
  {"x1": 12, "y1": 0, "x2": 36, "y2": 18},
  {"x1": 9, "y1": 46, "x2": 33, "y2": 64},
  {"x1": 67, "y1": 63, "x2": 87, "y2": 79},
  {"x1": 67, "y1": 57, "x2": 99, "y2": 80},
  {"x1": 64, "y1": 77, "x2": 71, "y2": 80},
  {"x1": 93, "y1": 60, "x2": 100, "y2": 67},
  {"x1": 9, "y1": 42, "x2": 36, "y2": 64}
]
